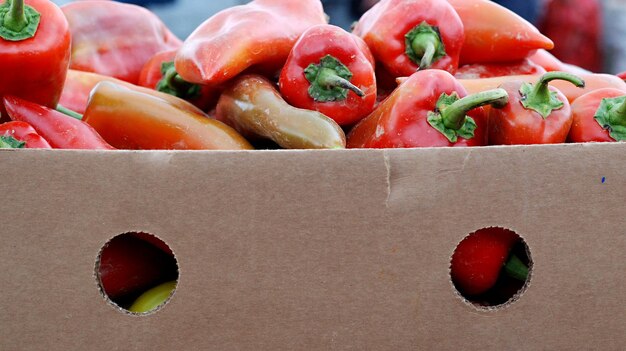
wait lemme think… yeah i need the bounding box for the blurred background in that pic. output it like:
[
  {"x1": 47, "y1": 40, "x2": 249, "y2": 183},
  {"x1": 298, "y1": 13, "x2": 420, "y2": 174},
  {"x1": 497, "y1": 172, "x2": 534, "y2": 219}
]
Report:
[{"x1": 52, "y1": 0, "x2": 626, "y2": 74}]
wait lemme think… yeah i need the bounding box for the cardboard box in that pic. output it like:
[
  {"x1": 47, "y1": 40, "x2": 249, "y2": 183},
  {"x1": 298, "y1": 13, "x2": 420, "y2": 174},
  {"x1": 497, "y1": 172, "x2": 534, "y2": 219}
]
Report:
[{"x1": 1, "y1": 144, "x2": 624, "y2": 350}]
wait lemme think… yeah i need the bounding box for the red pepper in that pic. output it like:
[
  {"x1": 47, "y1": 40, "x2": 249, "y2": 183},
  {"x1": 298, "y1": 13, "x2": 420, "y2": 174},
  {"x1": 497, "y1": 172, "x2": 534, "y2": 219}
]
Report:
[
  {"x1": 346, "y1": 70, "x2": 508, "y2": 148},
  {"x1": 0, "y1": 121, "x2": 51, "y2": 148},
  {"x1": 527, "y1": 49, "x2": 592, "y2": 76},
  {"x1": 279, "y1": 24, "x2": 376, "y2": 126},
  {"x1": 0, "y1": 0, "x2": 71, "y2": 122},
  {"x1": 353, "y1": 0, "x2": 464, "y2": 77},
  {"x1": 489, "y1": 72, "x2": 585, "y2": 145},
  {"x1": 569, "y1": 88, "x2": 626, "y2": 143},
  {"x1": 61, "y1": 0, "x2": 182, "y2": 84},
  {"x1": 58, "y1": 69, "x2": 128, "y2": 115},
  {"x1": 447, "y1": 0, "x2": 554, "y2": 64},
  {"x1": 617, "y1": 71, "x2": 626, "y2": 81},
  {"x1": 175, "y1": 0, "x2": 327, "y2": 85},
  {"x1": 451, "y1": 227, "x2": 528, "y2": 297},
  {"x1": 454, "y1": 59, "x2": 546, "y2": 80},
  {"x1": 138, "y1": 50, "x2": 219, "y2": 112},
  {"x1": 3, "y1": 96, "x2": 115, "y2": 150},
  {"x1": 99, "y1": 234, "x2": 178, "y2": 301}
]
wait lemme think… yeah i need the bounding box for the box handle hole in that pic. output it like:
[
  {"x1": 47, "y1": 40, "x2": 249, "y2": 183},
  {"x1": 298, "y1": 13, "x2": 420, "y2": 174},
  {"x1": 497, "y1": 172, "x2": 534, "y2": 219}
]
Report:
[{"x1": 95, "y1": 232, "x2": 179, "y2": 315}]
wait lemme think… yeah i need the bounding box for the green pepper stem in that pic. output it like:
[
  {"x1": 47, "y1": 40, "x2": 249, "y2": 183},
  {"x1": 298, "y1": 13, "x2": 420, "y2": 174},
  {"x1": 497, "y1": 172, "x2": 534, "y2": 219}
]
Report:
[
  {"x1": 56, "y1": 105, "x2": 83, "y2": 120},
  {"x1": 163, "y1": 67, "x2": 190, "y2": 92},
  {"x1": 442, "y1": 88, "x2": 509, "y2": 130},
  {"x1": 411, "y1": 33, "x2": 438, "y2": 70},
  {"x1": 608, "y1": 97, "x2": 626, "y2": 127},
  {"x1": 530, "y1": 72, "x2": 585, "y2": 100},
  {"x1": 503, "y1": 254, "x2": 529, "y2": 281},
  {"x1": 4, "y1": 0, "x2": 27, "y2": 32},
  {"x1": 317, "y1": 68, "x2": 365, "y2": 97}
]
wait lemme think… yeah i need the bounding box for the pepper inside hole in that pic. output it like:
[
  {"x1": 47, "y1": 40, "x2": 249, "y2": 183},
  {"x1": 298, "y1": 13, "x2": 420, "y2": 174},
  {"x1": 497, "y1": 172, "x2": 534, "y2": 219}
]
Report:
[
  {"x1": 95, "y1": 232, "x2": 179, "y2": 314},
  {"x1": 450, "y1": 227, "x2": 532, "y2": 308}
]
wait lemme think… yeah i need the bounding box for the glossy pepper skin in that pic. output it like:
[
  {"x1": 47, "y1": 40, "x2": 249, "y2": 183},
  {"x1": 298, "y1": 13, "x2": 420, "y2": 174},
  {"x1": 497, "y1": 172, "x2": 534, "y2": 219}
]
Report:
[
  {"x1": 279, "y1": 24, "x2": 376, "y2": 126},
  {"x1": 138, "y1": 50, "x2": 219, "y2": 112},
  {"x1": 0, "y1": 0, "x2": 71, "y2": 122},
  {"x1": 569, "y1": 88, "x2": 626, "y2": 143},
  {"x1": 216, "y1": 75, "x2": 346, "y2": 149},
  {"x1": 451, "y1": 227, "x2": 528, "y2": 296},
  {"x1": 447, "y1": 0, "x2": 554, "y2": 64},
  {"x1": 489, "y1": 72, "x2": 585, "y2": 145},
  {"x1": 175, "y1": 0, "x2": 327, "y2": 85},
  {"x1": 528, "y1": 49, "x2": 592, "y2": 76},
  {"x1": 455, "y1": 59, "x2": 546, "y2": 80},
  {"x1": 347, "y1": 70, "x2": 508, "y2": 148},
  {"x1": 99, "y1": 234, "x2": 178, "y2": 301},
  {"x1": 83, "y1": 81, "x2": 253, "y2": 150},
  {"x1": 353, "y1": 0, "x2": 464, "y2": 77},
  {"x1": 4, "y1": 96, "x2": 115, "y2": 150},
  {"x1": 61, "y1": 0, "x2": 182, "y2": 84},
  {"x1": 0, "y1": 121, "x2": 51, "y2": 148}
]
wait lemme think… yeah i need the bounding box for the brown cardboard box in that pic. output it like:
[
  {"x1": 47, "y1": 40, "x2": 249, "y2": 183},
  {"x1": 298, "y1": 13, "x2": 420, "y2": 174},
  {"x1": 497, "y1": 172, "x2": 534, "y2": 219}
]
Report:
[{"x1": 1, "y1": 144, "x2": 624, "y2": 350}]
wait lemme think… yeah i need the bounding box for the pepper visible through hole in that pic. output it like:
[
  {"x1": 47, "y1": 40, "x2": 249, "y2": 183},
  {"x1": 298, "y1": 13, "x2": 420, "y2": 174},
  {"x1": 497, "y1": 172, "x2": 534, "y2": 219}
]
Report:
[
  {"x1": 95, "y1": 232, "x2": 179, "y2": 314},
  {"x1": 450, "y1": 227, "x2": 532, "y2": 308}
]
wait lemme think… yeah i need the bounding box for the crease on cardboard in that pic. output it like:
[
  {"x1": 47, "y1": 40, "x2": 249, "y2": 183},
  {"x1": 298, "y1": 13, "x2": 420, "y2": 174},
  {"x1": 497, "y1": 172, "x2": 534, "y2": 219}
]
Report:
[{"x1": 383, "y1": 151, "x2": 391, "y2": 208}]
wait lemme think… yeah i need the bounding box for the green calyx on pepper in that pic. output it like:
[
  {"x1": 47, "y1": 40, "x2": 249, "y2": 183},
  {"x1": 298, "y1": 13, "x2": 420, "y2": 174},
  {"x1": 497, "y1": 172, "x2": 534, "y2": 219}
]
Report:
[
  {"x1": 428, "y1": 88, "x2": 509, "y2": 142},
  {"x1": 520, "y1": 71, "x2": 585, "y2": 119},
  {"x1": 0, "y1": 134, "x2": 25, "y2": 148},
  {"x1": 594, "y1": 95, "x2": 626, "y2": 141},
  {"x1": 405, "y1": 22, "x2": 446, "y2": 70},
  {"x1": 304, "y1": 54, "x2": 365, "y2": 102},
  {"x1": 156, "y1": 61, "x2": 202, "y2": 100},
  {"x1": 0, "y1": 0, "x2": 41, "y2": 41}
]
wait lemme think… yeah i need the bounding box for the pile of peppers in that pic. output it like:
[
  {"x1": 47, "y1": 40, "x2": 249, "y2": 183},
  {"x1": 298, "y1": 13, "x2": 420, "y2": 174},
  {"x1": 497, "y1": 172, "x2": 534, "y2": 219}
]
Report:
[{"x1": 2, "y1": 0, "x2": 626, "y2": 308}]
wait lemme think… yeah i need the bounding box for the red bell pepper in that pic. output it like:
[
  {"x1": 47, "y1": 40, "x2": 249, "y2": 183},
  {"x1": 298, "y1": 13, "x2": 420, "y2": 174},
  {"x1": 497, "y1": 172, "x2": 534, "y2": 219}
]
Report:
[
  {"x1": 447, "y1": 0, "x2": 554, "y2": 64},
  {"x1": 489, "y1": 72, "x2": 585, "y2": 145},
  {"x1": 138, "y1": 50, "x2": 219, "y2": 112},
  {"x1": 454, "y1": 59, "x2": 546, "y2": 80},
  {"x1": 99, "y1": 234, "x2": 178, "y2": 301},
  {"x1": 4, "y1": 96, "x2": 115, "y2": 150},
  {"x1": 0, "y1": 121, "x2": 51, "y2": 148},
  {"x1": 61, "y1": 0, "x2": 182, "y2": 84},
  {"x1": 451, "y1": 227, "x2": 528, "y2": 297},
  {"x1": 353, "y1": 0, "x2": 464, "y2": 77},
  {"x1": 0, "y1": 0, "x2": 70, "y2": 122},
  {"x1": 175, "y1": 0, "x2": 327, "y2": 85},
  {"x1": 279, "y1": 24, "x2": 376, "y2": 126},
  {"x1": 82, "y1": 81, "x2": 253, "y2": 150},
  {"x1": 346, "y1": 70, "x2": 509, "y2": 148},
  {"x1": 569, "y1": 88, "x2": 626, "y2": 143}
]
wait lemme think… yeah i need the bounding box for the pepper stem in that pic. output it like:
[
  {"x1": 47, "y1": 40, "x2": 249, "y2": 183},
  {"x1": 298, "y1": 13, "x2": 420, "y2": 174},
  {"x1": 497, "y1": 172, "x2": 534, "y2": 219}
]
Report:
[
  {"x1": 56, "y1": 104, "x2": 84, "y2": 120},
  {"x1": 608, "y1": 97, "x2": 626, "y2": 127},
  {"x1": 520, "y1": 72, "x2": 585, "y2": 119},
  {"x1": 442, "y1": 89, "x2": 509, "y2": 130},
  {"x1": 0, "y1": 0, "x2": 40, "y2": 41},
  {"x1": 156, "y1": 61, "x2": 202, "y2": 100},
  {"x1": 4, "y1": 0, "x2": 27, "y2": 31},
  {"x1": 428, "y1": 89, "x2": 509, "y2": 143},
  {"x1": 404, "y1": 22, "x2": 446, "y2": 70},
  {"x1": 503, "y1": 254, "x2": 529, "y2": 281},
  {"x1": 316, "y1": 68, "x2": 365, "y2": 97}
]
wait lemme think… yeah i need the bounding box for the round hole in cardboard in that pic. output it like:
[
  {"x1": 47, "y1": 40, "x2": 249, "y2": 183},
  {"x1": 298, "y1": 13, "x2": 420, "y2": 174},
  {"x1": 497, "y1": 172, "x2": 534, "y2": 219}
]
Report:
[
  {"x1": 94, "y1": 232, "x2": 179, "y2": 315},
  {"x1": 449, "y1": 227, "x2": 532, "y2": 309}
]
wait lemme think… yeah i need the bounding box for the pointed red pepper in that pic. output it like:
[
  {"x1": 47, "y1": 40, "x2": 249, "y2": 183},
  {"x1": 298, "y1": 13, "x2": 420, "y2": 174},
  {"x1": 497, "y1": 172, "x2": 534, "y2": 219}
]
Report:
[
  {"x1": 61, "y1": 0, "x2": 182, "y2": 84},
  {"x1": 353, "y1": 0, "x2": 464, "y2": 77},
  {"x1": 569, "y1": 88, "x2": 626, "y2": 143},
  {"x1": 0, "y1": 121, "x2": 51, "y2": 149},
  {"x1": 489, "y1": 72, "x2": 585, "y2": 145},
  {"x1": 279, "y1": 24, "x2": 377, "y2": 126},
  {"x1": 4, "y1": 96, "x2": 115, "y2": 150},
  {"x1": 347, "y1": 69, "x2": 508, "y2": 148},
  {"x1": 454, "y1": 59, "x2": 546, "y2": 80},
  {"x1": 0, "y1": 0, "x2": 71, "y2": 122},
  {"x1": 451, "y1": 227, "x2": 529, "y2": 297},
  {"x1": 175, "y1": 0, "x2": 327, "y2": 85}
]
